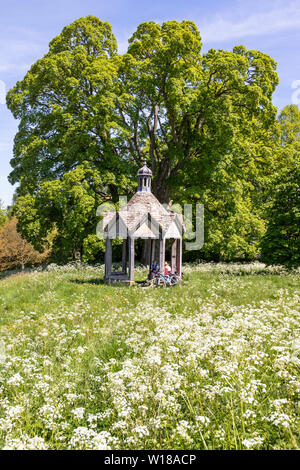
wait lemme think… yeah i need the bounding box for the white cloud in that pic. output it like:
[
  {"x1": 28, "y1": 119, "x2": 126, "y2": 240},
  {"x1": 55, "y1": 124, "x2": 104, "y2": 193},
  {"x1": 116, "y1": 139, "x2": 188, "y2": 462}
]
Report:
[
  {"x1": 0, "y1": 28, "x2": 48, "y2": 79},
  {"x1": 118, "y1": 39, "x2": 129, "y2": 54},
  {"x1": 0, "y1": 142, "x2": 11, "y2": 151},
  {"x1": 199, "y1": 1, "x2": 300, "y2": 43}
]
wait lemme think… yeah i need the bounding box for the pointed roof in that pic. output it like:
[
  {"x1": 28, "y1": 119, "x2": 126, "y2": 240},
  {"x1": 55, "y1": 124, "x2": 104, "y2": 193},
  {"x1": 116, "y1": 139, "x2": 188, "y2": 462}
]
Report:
[
  {"x1": 102, "y1": 163, "x2": 184, "y2": 238},
  {"x1": 102, "y1": 191, "x2": 183, "y2": 238}
]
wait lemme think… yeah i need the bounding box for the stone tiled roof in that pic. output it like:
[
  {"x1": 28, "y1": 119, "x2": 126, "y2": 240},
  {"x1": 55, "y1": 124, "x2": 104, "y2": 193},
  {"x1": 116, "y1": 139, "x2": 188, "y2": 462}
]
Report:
[
  {"x1": 137, "y1": 163, "x2": 152, "y2": 176},
  {"x1": 102, "y1": 191, "x2": 184, "y2": 237}
]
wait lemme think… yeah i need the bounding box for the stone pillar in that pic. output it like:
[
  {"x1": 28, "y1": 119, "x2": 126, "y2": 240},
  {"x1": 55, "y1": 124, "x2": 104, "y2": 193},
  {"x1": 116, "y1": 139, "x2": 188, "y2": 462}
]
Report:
[
  {"x1": 122, "y1": 239, "x2": 127, "y2": 274},
  {"x1": 105, "y1": 237, "x2": 112, "y2": 280},
  {"x1": 148, "y1": 239, "x2": 152, "y2": 276},
  {"x1": 171, "y1": 239, "x2": 177, "y2": 273},
  {"x1": 159, "y1": 237, "x2": 165, "y2": 274},
  {"x1": 128, "y1": 237, "x2": 135, "y2": 281},
  {"x1": 176, "y1": 238, "x2": 182, "y2": 277},
  {"x1": 154, "y1": 238, "x2": 159, "y2": 261}
]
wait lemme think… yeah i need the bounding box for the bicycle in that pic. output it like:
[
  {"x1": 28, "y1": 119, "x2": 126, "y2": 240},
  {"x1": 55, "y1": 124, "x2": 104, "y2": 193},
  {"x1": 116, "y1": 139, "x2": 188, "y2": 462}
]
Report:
[{"x1": 155, "y1": 272, "x2": 180, "y2": 287}]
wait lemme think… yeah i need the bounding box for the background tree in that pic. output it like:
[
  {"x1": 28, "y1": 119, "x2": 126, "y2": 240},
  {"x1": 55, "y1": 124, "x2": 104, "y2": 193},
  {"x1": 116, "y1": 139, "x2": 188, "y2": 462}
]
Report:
[
  {"x1": 0, "y1": 200, "x2": 7, "y2": 228},
  {"x1": 7, "y1": 16, "x2": 282, "y2": 261},
  {"x1": 260, "y1": 163, "x2": 300, "y2": 267},
  {"x1": 278, "y1": 104, "x2": 300, "y2": 146},
  {"x1": 0, "y1": 217, "x2": 48, "y2": 271}
]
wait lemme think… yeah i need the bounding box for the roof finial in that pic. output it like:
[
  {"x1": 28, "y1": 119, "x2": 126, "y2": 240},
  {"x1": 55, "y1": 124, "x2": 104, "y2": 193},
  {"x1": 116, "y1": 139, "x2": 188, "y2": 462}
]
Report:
[{"x1": 137, "y1": 159, "x2": 152, "y2": 193}]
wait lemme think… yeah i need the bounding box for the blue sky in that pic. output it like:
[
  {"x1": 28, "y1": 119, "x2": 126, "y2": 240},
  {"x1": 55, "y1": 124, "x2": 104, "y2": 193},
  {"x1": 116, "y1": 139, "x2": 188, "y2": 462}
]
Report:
[{"x1": 1, "y1": 0, "x2": 300, "y2": 207}]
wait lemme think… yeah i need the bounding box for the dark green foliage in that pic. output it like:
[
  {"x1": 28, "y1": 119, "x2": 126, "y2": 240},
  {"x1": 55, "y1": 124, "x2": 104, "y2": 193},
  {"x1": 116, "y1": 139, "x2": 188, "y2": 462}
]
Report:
[
  {"x1": 0, "y1": 203, "x2": 6, "y2": 228},
  {"x1": 261, "y1": 164, "x2": 300, "y2": 267},
  {"x1": 260, "y1": 105, "x2": 300, "y2": 267}
]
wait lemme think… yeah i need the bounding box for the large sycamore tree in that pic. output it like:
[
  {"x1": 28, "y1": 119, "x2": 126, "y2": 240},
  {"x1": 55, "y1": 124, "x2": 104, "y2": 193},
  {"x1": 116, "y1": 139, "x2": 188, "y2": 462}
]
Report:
[{"x1": 8, "y1": 16, "x2": 281, "y2": 261}]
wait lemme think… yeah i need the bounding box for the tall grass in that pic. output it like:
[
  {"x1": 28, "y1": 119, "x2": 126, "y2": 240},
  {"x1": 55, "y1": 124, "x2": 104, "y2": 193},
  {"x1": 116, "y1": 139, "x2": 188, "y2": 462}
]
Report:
[{"x1": 0, "y1": 263, "x2": 299, "y2": 449}]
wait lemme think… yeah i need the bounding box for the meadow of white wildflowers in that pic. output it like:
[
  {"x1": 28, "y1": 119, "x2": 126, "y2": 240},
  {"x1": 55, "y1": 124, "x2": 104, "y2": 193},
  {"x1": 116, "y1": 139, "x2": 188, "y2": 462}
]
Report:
[{"x1": 0, "y1": 262, "x2": 299, "y2": 450}]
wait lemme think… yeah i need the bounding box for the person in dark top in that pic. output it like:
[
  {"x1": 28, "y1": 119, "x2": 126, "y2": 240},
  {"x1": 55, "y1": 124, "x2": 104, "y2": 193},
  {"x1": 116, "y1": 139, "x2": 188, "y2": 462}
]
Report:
[{"x1": 150, "y1": 260, "x2": 159, "y2": 278}]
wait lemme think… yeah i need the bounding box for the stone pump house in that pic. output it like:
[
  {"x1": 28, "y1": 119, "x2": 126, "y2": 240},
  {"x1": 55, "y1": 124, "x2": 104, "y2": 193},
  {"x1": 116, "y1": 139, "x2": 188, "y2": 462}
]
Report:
[{"x1": 102, "y1": 161, "x2": 184, "y2": 284}]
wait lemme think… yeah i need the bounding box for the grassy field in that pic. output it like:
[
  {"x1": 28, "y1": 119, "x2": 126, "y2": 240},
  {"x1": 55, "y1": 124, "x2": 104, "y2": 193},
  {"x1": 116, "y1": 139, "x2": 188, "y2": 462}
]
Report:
[{"x1": 0, "y1": 262, "x2": 299, "y2": 450}]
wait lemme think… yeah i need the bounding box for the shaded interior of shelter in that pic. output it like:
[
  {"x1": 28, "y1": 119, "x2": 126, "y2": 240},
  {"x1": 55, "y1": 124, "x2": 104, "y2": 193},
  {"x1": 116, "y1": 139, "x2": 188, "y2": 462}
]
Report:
[
  {"x1": 104, "y1": 237, "x2": 182, "y2": 283},
  {"x1": 102, "y1": 161, "x2": 184, "y2": 284}
]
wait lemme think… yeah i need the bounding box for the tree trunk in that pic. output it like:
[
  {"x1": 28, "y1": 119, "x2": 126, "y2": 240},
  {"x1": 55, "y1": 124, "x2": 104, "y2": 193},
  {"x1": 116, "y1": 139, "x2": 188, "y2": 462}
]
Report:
[{"x1": 152, "y1": 182, "x2": 171, "y2": 205}]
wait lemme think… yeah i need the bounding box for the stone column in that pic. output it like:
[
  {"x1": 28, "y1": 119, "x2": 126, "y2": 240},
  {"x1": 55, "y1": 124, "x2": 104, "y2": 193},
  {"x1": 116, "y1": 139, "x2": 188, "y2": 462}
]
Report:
[
  {"x1": 171, "y1": 239, "x2": 177, "y2": 273},
  {"x1": 105, "y1": 237, "x2": 112, "y2": 280},
  {"x1": 122, "y1": 239, "x2": 127, "y2": 274},
  {"x1": 128, "y1": 237, "x2": 135, "y2": 281},
  {"x1": 148, "y1": 239, "x2": 153, "y2": 277}
]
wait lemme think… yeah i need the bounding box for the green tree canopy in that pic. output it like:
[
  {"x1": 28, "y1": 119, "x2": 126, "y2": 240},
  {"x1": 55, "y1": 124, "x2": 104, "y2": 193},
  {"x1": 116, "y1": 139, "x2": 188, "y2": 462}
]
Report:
[
  {"x1": 14, "y1": 163, "x2": 107, "y2": 261},
  {"x1": 260, "y1": 163, "x2": 300, "y2": 267},
  {"x1": 7, "y1": 16, "x2": 283, "y2": 261}
]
